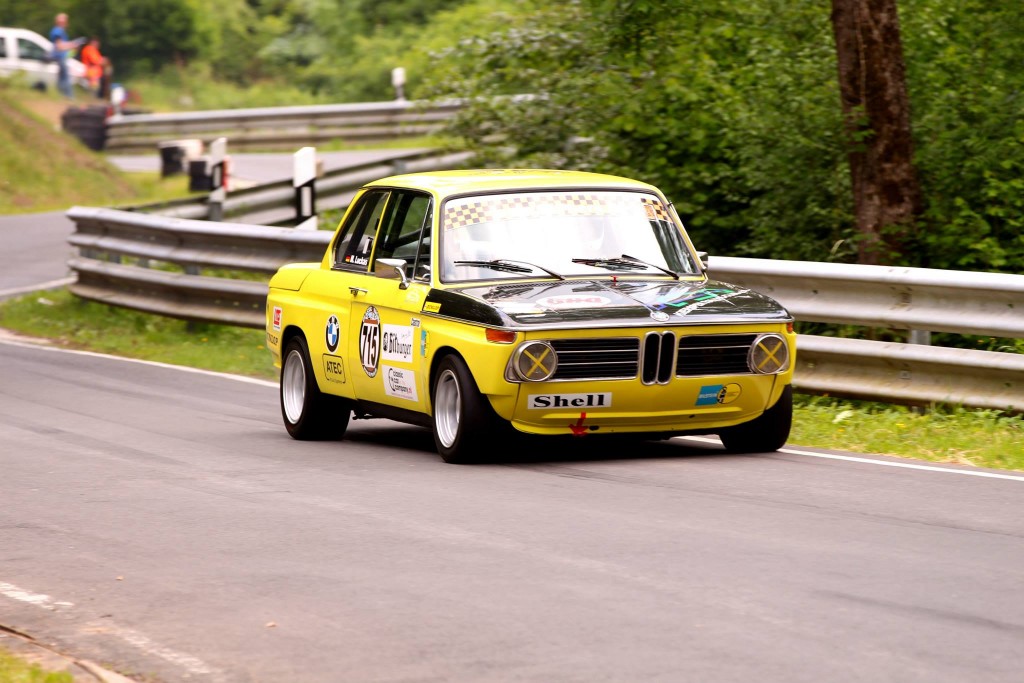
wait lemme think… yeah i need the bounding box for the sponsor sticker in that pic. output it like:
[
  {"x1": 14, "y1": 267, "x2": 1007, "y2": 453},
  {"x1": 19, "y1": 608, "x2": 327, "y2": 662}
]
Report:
[
  {"x1": 410, "y1": 318, "x2": 421, "y2": 328},
  {"x1": 272, "y1": 306, "x2": 282, "y2": 331},
  {"x1": 266, "y1": 331, "x2": 279, "y2": 346},
  {"x1": 424, "y1": 302, "x2": 442, "y2": 313},
  {"x1": 322, "y1": 355, "x2": 346, "y2": 383},
  {"x1": 536, "y1": 295, "x2": 611, "y2": 309},
  {"x1": 381, "y1": 324, "x2": 414, "y2": 363},
  {"x1": 695, "y1": 383, "x2": 742, "y2": 406},
  {"x1": 420, "y1": 329, "x2": 428, "y2": 357},
  {"x1": 528, "y1": 393, "x2": 612, "y2": 410},
  {"x1": 325, "y1": 315, "x2": 340, "y2": 353},
  {"x1": 359, "y1": 306, "x2": 381, "y2": 377},
  {"x1": 383, "y1": 366, "x2": 418, "y2": 401}
]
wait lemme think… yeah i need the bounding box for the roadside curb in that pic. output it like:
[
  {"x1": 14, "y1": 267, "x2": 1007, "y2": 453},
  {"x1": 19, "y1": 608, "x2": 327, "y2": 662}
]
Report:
[{"x1": 1, "y1": 627, "x2": 136, "y2": 682}]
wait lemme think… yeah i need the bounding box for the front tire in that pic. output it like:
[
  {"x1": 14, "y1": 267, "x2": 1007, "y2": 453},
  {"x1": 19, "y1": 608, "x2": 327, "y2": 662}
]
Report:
[
  {"x1": 718, "y1": 385, "x2": 793, "y2": 453},
  {"x1": 281, "y1": 336, "x2": 350, "y2": 440},
  {"x1": 431, "y1": 355, "x2": 506, "y2": 464}
]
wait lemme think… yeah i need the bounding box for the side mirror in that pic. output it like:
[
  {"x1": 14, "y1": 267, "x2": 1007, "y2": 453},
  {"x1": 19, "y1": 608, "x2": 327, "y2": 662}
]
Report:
[
  {"x1": 696, "y1": 251, "x2": 708, "y2": 272},
  {"x1": 375, "y1": 257, "x2": 409, "y2": 289}
]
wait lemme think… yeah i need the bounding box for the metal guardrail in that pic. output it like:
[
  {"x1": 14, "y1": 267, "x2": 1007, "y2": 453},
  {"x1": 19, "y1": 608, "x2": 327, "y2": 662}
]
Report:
[
  {"x1": 63, "y1": 206, "x2": 1024, "y2": 411},
  {"x1": 124, "y1": 149, "x2": 472, "y2": 225},
  {"x1": 105, "y1": 100, "x2": 463, "y2": 153}
]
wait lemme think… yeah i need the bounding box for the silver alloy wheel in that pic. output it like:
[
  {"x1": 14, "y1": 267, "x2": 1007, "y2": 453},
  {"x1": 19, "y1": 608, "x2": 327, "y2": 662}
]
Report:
[
  {"x1": 434, "y1": 368, "x2": 461, "y2": 448},
  {"x1": 282, "y1": 348, "x2": 306, "y2": 424}
]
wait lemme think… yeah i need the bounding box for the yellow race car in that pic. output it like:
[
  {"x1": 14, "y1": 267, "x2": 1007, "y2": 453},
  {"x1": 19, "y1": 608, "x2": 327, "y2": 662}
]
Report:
[{"x1": 266, "y1": 169, "x2": 794, "y2": 463}]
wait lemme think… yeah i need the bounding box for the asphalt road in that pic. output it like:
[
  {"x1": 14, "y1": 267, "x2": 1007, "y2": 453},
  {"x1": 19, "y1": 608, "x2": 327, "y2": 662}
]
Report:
[
  {"x1": 1, "y1": 337, "x2": 1022, "y2": 682},
  {"x1": 0, "y1": 211, "x2": 75, "y2": 298}
]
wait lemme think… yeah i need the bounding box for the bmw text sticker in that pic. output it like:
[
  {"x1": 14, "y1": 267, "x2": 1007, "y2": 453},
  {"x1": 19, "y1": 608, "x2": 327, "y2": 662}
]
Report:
[
  {"x1": 272, "y1": 306, "x2": 282, "y2": 331},
  {"x1": 359, "y1": 306, "x2": 381, "y2": 377},
  {"x1": 695, "y1": 383, "x2": 742, "y2": 406},
  {"x1": 381, "y1": 325, "x2": 414, "y2": 363},
  {"x1": 528, "y1": 393, "x2": 612, "y2": 409},
  {"x1": 536, "y1": 295, "x2": 611, "y2": 309},
  {"x1": 325, "y1": 315, "x2": 340, "y2": 353},
  {"x1": 383, "y1": 366, "x2": 418, "y2": 401},
  {"x1": 322, "y1": 355, "x2": 346, "y2": 383}
]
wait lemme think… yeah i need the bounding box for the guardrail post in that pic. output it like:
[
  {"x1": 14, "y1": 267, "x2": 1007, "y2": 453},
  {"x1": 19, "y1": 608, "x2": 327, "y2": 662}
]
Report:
[
  {"x1": 208, "y1": 137, "x2": 227, "y2": 222},
  {"x1": 909, "y1": 330, "x2": 932, "y2": 345},
  {"x1": 293, "y1": 146, "x2": 318, "y2": 231}
]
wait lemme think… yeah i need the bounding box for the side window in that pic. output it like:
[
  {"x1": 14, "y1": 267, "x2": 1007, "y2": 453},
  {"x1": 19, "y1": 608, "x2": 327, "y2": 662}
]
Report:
[
  {"x1": 332, "y1": 190, "x2": 388, "y2": 270},
  {"x1": 0, "y1": 38, "x2": 7, "y2": 59},
  {"x1": 373, "y1": 192, "x2": 432, "y2": 280},
  {"x1": 18, "y1": 38, "x2": 47, "y2": 61}
]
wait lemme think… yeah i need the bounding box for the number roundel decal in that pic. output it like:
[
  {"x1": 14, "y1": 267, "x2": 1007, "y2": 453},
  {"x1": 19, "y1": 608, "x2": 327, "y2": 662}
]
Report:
[{"x1": 359, "y1": 306, "x2": 381, "y2": 377}]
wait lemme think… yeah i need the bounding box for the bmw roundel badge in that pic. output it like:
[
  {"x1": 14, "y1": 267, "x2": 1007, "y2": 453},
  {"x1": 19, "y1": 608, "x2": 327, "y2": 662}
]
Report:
[
  {"x1": 325, "y1": 315, "x2": 340, "y2": 353},
  {"x1": 650, "y1": 310, "x2": 671, "y2": 322}
]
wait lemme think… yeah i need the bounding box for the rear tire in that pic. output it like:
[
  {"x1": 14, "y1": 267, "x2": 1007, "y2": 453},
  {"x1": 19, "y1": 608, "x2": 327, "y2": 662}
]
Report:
[
  {"x1": 718, "y1": 385, "x2": 792, "y2": 453},
  {"x1": 431, "y1": 355, "x2": 506, "y2": 464},
  {"x1": 281, "y1": 336, "x2": 350, "y2": 440}
]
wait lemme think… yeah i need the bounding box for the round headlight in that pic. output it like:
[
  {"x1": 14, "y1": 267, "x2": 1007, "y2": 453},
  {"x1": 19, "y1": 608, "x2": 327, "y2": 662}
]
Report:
[
  {"x1": 749, "y1": 334, "x2": 790, "y2": 374},
  {"x1": 513, "y1": 341, "x2": 557, "y2": 382}
]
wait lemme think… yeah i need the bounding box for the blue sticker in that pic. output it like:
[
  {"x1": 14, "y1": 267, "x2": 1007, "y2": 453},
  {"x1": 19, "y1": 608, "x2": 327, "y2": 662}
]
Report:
[
  {"x1": 696, "y1": 383, "x2": 742, "y2": 406},
  {"x1": 420, "y1": 329, "x2": 428, "y2": 357},
  {"x1": 696, "y1": 385, "x2": 724, "y2": 406}
]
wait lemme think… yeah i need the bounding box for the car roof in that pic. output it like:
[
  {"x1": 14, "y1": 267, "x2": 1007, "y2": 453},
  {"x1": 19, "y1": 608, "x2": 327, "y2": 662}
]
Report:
[{"x1": 365, "y1": 169, "x2": 661, "y2": 197}]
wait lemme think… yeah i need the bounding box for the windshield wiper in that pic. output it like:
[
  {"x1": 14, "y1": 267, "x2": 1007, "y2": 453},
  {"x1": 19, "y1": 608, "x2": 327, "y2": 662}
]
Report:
[
  {"x1": 571, "y1": 253, "x2": 680, "y2": 279},
  {"x1": 453, "y1": 259, "x2": 564, "y2": 280}
]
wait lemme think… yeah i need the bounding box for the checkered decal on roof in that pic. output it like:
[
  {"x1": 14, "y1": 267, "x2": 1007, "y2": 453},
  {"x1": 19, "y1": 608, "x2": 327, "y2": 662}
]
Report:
[
  {"x1": 640, "y1": 197, "x2": 670, "y2": 222},
  {"x1": 444, "y1": 193, "x2": 668, "y2": 230}
]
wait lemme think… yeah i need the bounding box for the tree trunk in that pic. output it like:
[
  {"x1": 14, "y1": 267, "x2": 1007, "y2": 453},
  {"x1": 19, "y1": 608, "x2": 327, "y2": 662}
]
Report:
[{"x1": 830, "y1": 0, "x2": 923, "y2": 264}]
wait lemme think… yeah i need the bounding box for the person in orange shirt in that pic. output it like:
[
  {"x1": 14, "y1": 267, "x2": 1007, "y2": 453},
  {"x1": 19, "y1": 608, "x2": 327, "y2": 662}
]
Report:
[{"x1": 79, "y1": 37, "x2": 104, "y2": 95}]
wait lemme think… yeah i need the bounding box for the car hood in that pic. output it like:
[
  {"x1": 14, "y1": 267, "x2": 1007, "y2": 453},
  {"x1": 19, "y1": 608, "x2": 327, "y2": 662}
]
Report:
[{"x1": 425, "y1": 279, "x2": 791, "y2": 329}]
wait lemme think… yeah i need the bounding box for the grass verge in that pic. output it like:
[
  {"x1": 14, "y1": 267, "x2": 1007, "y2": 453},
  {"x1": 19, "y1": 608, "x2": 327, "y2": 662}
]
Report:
[
  {"x1": 0, "y1": 648, "x2": 72, "y2": 683},
  {"x1": 0, "y1": 289, "x2": 1020, "y2": 470},
  {"x1": 0, "y1": 289, "x2": 274, "y2": 380}
]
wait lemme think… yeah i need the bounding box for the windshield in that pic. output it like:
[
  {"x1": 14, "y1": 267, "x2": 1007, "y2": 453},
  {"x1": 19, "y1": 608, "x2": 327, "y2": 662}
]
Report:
[{"x1": 440, "y1": 190, "x2": 700, "y2": 282}]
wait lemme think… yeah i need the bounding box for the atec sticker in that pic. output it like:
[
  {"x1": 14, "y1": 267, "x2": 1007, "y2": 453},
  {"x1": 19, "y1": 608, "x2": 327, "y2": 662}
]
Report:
[
  {"x1": 528, "y1": 393, "x2": 612, "y2": 409},
  {"x1": 325, "y1": 315, "x2": 340, "y2": 353},
  {"x1": 424, "y1": 302, "x2": 442, "y2": 313},
  {"x1": 536, "y1": 295, "x2": 611, "y2": 309},
  {"x1": 322, "y1": 355, "x2": 346, "y2": 383},
  {"x1": 695, "y1": 383, "x2": 742, "y2": 406},
  {"x1": 381, "y1": 324, "x2": 414, "y2": 363},
  {"x1": 383, "y1": 366, "x2": 418, "y2": 401},
  {"x1": 272, "y1": 306, "x2": 282, "y2": 331},
  {"x1": 359, "y1": 306, "x2": 381, "y2": 377}
]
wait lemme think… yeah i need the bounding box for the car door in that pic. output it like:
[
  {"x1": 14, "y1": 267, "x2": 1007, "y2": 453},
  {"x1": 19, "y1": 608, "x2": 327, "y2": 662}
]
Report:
[
  {"x1": 296, "y1": 188, "x2": 390, "y2": 400},
  {"x1": 345, "y1": 189, "x2": 434, "y2": 413}
]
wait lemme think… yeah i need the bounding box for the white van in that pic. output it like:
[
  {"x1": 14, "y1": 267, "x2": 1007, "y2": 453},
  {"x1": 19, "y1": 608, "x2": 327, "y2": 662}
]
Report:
[{"x1": 0, "y1": 27, "x2": 88, "y2": 91}]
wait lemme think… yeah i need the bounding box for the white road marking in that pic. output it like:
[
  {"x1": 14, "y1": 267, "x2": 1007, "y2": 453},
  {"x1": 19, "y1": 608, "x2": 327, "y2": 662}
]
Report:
[
  {"x1": 0, "y1": 277, "x2": 75, "y2": 300},
  {"x1": 678, "y1": 435, "x2": 1024, "y2": 482},
  {"x1": 0, "y1": 579, "x2": 219, "y2": 679},
  {"x1": 0, "y1": 581, "x2": 73, "y2": 611},
  {"x1": 0, "y1": 333, "x2": 276, "y2": 388}
]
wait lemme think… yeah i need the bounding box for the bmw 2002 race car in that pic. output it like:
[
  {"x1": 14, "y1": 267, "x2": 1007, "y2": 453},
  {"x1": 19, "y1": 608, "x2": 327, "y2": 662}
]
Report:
[{"x1": 266, "y1": 169, "x2": 795, "y2": 463}]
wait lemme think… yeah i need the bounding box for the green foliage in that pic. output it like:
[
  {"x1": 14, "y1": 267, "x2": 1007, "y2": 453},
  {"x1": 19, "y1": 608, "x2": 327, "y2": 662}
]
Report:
[
  {"x1": 424, "y1": 0, "x2": 857, "y2": 260},
  {"x1": 902, "y1": 0, "x2": 1024, "y2": 272},
  {"x1": 426, "y1": 0, "x2": 1022, "y2": 272}
]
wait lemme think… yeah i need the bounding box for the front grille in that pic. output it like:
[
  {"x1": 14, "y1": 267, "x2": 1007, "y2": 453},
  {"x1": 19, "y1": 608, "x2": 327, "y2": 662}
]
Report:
[
  {"x1": 676, "y1": 334, "x2": 756, "y2": 376},
  {"x1": 550, "y1": 338, "x2": 639, "y2": 380},
  {"x1": 641, "y1": 331, "x2": 676, "y2": 385}
]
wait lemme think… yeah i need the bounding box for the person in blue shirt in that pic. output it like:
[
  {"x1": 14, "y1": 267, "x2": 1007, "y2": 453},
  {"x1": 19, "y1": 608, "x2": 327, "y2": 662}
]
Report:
[{"x1": 49, "y1": 13, "x2": 83, "y2": 99}]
